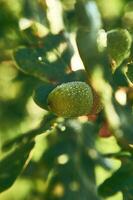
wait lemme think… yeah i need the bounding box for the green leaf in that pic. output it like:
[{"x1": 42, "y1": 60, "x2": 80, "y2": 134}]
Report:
[
  {"x1": 2, "y1": 114, "x2": 56, "y2": 151},
  {"x1": 107, "y1": 29, "x2": 132, "y2": 70},
  {"x1": 44, "y1": 163, "x2": 100, "y2": 200},
  {"x1": 33, "y1": 83, "x2": 56, "y2": 110},
  {"x1": 42, "y1": 119, "x2": 100, "y2": 200},
  {"x1": 123, "y1": 188, "x2": 133, "y2": 200},
  {"x1": 126, "y1": 63, "x2": 133, "y2": 83},
  {"x1": 75, "y1": 0, "x2": 102, "y2": 31},
  {"x1": 75, "y1": 0, "x2": 103, "y2": 74},
  {"x1": 98, "y1": 160, "x2": 133, "y2": 198},
  {"x1": 113, "y1": 66, "x2": 129, "y2": 87},
  {"x1": 115, "y1": 105, "x2": 133, "y2": 144},
  {"x1": 22, "y1": 0, "x2": 48, "y2": 26},
  {"x1": 13, "y1": 32, "x2": 73, "y2": 82},
  {"x1": 66, "y1": 70, "x2": 88, "y2": 82},
  {"x1": 0, "y1": 141, "x2": 35, "y2": 193}
]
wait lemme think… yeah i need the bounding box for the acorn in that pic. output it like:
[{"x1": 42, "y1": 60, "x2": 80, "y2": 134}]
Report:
[{"x1": 47, "y1": 81, "x2": 93, "y2": 118}]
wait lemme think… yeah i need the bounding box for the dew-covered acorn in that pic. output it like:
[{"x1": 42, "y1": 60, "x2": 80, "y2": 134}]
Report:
[
  {"x1": 107, "y1": 29, "x2": 132, "y2": 69},
  {"x1": 47, "y1": 81, "x2": 93, "y2": 117}
]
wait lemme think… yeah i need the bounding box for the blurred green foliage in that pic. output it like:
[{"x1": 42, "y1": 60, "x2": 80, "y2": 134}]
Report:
[{"x1": 0, "y1": 0, "x2": 133, "y2": 200}]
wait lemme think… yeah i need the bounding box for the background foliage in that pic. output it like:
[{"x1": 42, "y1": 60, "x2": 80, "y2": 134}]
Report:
[{"x1": 0, "y1": 0, "x2": 133, "y2": 200}]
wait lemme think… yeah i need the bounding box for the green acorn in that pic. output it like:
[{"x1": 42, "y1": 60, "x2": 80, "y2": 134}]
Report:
[
  {"x1": 47, "y1": 81, "x2": 93, "y2": 117},
  {"x1": 107, "y1": 29, "x2": 132, "y2": 70}
]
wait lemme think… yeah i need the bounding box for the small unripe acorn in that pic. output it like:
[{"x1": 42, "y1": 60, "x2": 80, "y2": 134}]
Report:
[
  {"x1": 47, "y1": 81, "x2": 93, "y2": 117},
  {"x1": 107, "y1": 29, "x2": 132, "y2": 69}
]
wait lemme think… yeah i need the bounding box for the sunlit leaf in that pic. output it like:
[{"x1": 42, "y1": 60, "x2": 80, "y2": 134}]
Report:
[
  {"x1": 0, "y1": 141, "x2": 35, "y2": 193},
  {"x1": 2, "y1": 114, "x2": 56, "y2": 151},
  {"x1": 13, "y1": 32, "x2": 73, "y2": 82}
]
